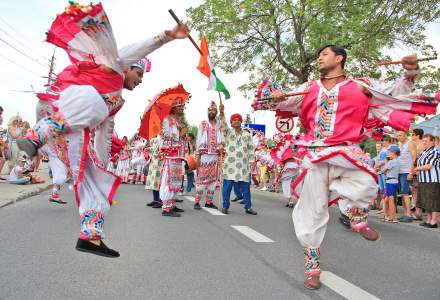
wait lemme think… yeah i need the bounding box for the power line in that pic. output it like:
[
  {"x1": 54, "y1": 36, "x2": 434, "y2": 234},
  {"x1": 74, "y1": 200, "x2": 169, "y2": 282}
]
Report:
[
  {"x1": 0, "y1": 37, "x2": 48, "y2": 68},
  {"x1": 0, "y1": 15, "x2": 51, "y2": 59},
  {"x1": 0, "y1": 52, "x2": 42, "y2": 77},
  {"x1": 0, "y1": 25, "x2": 51, "y2": 62}
]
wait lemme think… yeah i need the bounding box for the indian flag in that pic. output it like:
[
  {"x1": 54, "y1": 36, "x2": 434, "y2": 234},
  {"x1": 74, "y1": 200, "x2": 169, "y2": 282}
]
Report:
[{"x1": 197, "y1": 36, "x2": 231, "y2": 99}]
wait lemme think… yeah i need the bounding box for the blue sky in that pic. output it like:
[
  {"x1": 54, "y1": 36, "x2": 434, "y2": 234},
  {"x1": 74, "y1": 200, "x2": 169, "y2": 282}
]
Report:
[{"x1": 0, "y1": 1, "x2": 438, "y2": 137}]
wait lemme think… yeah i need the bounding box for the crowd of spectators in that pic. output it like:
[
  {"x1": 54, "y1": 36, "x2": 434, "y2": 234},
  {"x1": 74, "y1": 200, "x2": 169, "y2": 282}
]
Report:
[
  {"x1": 372, "y1": 130, "x2": 440, "y2": 228},
  {"x1": 0, "y1": 106, "x2": 44, "y2": 185}
]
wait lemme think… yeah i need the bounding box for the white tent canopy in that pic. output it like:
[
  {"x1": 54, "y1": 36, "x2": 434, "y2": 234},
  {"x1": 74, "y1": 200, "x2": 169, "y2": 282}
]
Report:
[{"x1": 411, "y1": 115, "x2": 440, "y2": 137}]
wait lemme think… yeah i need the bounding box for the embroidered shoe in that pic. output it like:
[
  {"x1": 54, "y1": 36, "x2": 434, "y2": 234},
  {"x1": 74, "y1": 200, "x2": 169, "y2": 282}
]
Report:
[
  {"x1": 75, "y1": 239, "x2": 120, "y2": 258},
  {"x1": 49, "y1": 193, "x2": 67, "y2": 204},
  {"x1": 359, "y1": 227, "x2": 380, "y2": 241},
  {"x1": 304, "y1": 274, "x2": 321, "y2": 290}
]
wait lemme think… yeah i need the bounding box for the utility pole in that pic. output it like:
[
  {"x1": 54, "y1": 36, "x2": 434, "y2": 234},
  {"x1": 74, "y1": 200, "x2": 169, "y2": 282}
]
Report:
[{"x1": 46, "y1": 47, "x2": 56, "y2": 92}]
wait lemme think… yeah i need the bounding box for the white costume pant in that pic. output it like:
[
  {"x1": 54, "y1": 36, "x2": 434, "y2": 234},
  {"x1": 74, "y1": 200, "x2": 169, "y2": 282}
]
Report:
[
  {"x1": 293, "y1": 158, "x2": 376, "y2": 248},
  {"x1": 39, "y1": 144, "x2": 69, "y2": 194},
  {"x1": 195, "y1": 154, "x2": 218, "y2": 204},
  {"x1": 33, "y1": 85, "x2": 118, "y2": 240}
]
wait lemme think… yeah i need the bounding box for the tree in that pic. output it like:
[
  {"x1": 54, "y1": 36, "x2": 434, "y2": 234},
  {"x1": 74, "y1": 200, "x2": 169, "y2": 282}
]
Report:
[
  {"x1": 188, "y1": 125, "x2": 198, "y2": 138},
  {"x1": 244, "y1": 113, "x2": 253, "y2": 124},
  {"x1": 187, "y1": 0, "x2": 440, "y2": 92}
]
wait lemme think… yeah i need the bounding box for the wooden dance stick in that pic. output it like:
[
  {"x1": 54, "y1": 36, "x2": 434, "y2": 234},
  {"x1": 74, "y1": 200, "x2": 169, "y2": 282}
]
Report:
[
  {"x1": 257, "y1": 91, "x2": 308, "y2": 101},
  {"x1": 377, "y1": 56, "x2": 437, "y2": 66},
  {"x1": 168, "y1": 9, "x2": 203, "y2": 56}
]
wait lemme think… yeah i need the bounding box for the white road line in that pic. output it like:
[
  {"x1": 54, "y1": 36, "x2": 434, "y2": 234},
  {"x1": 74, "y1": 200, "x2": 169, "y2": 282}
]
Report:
[
  {"x1": 182, "y1": 196, "x2": 225, "y2": 216},
  {"x1": 320, "y1": 271, "x2": 381, "y2": 300},
  {"x1": 202, "y1": 207, "x2": 225, "y2": 215},
  {"x1": 231, "y1": 225, "x2": 275, "y2": 243}
]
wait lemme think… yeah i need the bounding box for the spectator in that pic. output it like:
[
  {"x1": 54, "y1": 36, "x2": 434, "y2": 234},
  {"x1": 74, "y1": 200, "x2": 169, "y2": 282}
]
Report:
[
  {"x1": 0, "y1": 106, "x2": 6, "y2": 180},
  {"x1": 373, "y1": 140, "x2": 387, "y2": 209},
  {"x1": 9, "y1": 157, "x2": 31, "y2": 184},
  {"x1": 6, "y1": 115, "x2": 23, "y2": 172},
  {"x1": 185, "y1": 132, "x2": 195, "y2": 193},
  {"x1": 382, "y1": 145, "x2": 401, "y2": 223},
  {"x1": 374, "y1": 135, "x2": 395, "y2": 213},
  {"x1": 414, "y1": 134, "x2": 440, "y2": 228},
  {"x1": 396, "y1": 131, "x2": 417, "y2": 223},
  {"x1": 408, "y1": 128, "x2": 424, "y2": 220}
]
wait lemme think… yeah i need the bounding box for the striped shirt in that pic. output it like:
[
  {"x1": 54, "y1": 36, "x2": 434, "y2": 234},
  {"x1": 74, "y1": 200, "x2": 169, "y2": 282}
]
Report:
[{"x1": 417, "y1": 147, "x2": 440, "y2": 183}]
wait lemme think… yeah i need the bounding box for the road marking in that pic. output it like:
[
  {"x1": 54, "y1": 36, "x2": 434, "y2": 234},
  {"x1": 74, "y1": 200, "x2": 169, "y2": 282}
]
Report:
[
  {"x1": 231, "y1": 225, "x2": 274, "y2": 243},
  {"x1": 202, "y1": 207, "x2": 225, "y2": 215},
  {"x1": 182, "y1": 196, "x2": 225, "y2": 216},
  {"x1": 320, "y1": 271, "x2": 381, "y2": 300}
]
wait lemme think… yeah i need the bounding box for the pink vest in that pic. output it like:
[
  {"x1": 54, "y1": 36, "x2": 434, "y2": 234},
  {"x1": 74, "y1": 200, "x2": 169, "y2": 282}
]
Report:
[{"x1": 300, "y1": 80, "x2": 370, "y2": 146}]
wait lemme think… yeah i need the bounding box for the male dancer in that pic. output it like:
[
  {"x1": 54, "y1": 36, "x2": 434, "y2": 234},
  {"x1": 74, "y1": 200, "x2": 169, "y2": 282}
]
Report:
[
  {"x1": 39, "y1": 136, "x2": 70, "y2": 204},
  {"x1": 17, "y1": 3, "x2": 190, "y2": 257},
  {"x1": 194, "y1": 101, "x2": 224, "y2": 210},
  {"x1": 159, "y1": 97, "x2": 187, "y2": 217},
  {"x1": 259, "y1": 45, "x2": 437, "y2": 289}
]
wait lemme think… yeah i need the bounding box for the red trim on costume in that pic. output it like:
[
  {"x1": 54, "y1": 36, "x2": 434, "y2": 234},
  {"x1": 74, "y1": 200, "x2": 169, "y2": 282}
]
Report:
[
  {"x1": 310, "y1": 150, "x2": 378, "y2": 182},
  {"x1": 74, "y1": 128, "x2": 91, "y2": 206},
  {"x1": 328, "y1": 196, "x2": 342, "y2": 207},
  {"x1": 291, "y1": 169, "x2": 307, "y2": 199}
]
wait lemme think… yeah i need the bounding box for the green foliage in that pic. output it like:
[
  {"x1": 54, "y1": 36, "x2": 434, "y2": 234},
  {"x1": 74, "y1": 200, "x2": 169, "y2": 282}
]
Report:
[
  {"x1": 361, "y1": 138, "x2": 378, "y2": 157},
  {"x1": 187, "y1": 0, "x2": 440, "y2": 93},
  {"x1": 188, "y1": 125, "x2": 198, "y2": 138}
]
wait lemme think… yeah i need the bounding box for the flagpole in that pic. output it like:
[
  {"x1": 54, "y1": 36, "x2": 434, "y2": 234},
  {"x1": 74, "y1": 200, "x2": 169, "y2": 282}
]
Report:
[
  {"x1": 217, "y1": 91, "x2": 223, "y2": 209},
  {"x1": 168, "y1": 9, "x2": 203, "y2": 56}
]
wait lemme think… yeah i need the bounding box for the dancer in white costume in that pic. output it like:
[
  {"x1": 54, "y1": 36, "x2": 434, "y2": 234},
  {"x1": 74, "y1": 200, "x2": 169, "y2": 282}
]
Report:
[
  {"x1": 159, "y1": 98, "x2": 187, "y2": 217},
  {"x1": 255, "y1": 45, "x2": 438, "y2": 289},
  {"x1": 17, "y1": 3, "x2": 190, "y2": 257},
  {"x1": 194, "y1": 101, "x2": 224, "y2": 210},
  {"x1": 39, "y1": 138, "x2": 70, "y2": 204}
]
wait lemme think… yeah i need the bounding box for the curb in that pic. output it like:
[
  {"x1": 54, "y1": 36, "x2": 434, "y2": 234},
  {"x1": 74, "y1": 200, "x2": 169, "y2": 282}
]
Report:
[{"x1": 0, "y1": 184, "x2": 53, "y2": 208}]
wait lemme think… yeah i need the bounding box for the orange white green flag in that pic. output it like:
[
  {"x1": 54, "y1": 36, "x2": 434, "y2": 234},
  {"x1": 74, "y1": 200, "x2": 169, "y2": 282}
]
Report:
[{"x1": 197, "y1": 36, "x2": 231, "y2": 99}]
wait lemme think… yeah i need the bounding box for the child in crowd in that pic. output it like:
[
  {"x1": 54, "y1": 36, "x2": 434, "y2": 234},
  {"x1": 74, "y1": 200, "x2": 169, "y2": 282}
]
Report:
[
  {"x1": 9, "y1": 156, "x2": 45, "y2": 185},
  {"x1": 382, "y1": 145, "x2": 401, "y2": 223},
  {"x1": 9, "y1": 157, "x2": 30, "y2": 184}
]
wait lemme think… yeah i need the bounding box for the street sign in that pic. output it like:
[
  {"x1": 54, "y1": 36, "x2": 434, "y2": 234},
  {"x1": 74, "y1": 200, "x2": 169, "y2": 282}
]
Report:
[{"x1": 275, "y1": 116, "x2": 294, "y2": 133}]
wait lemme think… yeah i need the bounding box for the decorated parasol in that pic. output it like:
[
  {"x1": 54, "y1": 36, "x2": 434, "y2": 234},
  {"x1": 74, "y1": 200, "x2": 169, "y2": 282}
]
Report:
[{"x1": 139, "y1": 84, "x2": 191, "y2": 141}]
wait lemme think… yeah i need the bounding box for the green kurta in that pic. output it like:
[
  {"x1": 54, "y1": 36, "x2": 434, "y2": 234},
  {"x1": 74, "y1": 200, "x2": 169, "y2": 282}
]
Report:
[{"x1": 221, "y1": 117, "x2": 255, "y2": 182}]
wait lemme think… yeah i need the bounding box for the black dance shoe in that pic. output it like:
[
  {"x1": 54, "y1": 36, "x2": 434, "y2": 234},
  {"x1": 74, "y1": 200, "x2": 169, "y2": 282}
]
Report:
[{"x1": 75, "y1": 239, "x2": 120, "y2": 258}]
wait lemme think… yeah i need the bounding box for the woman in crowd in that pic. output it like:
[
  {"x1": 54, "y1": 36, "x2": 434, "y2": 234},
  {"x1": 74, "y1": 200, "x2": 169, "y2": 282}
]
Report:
[
  {"x1": 414, "y1": 134, "x2": 440, "y2": 228},
  {"x1": 6, "y1": 115, "x2": 23, "y2": 172}
]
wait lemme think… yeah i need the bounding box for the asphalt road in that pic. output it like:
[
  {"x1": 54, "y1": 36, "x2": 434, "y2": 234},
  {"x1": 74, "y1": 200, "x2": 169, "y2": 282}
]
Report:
[{"x1": 0, "y1": 185, "x2": 439, "y2": 300}]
